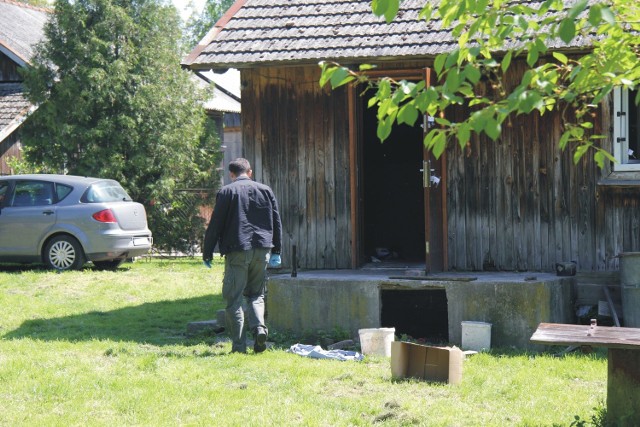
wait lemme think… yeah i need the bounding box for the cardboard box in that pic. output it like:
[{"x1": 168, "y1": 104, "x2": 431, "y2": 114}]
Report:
[{"x1": 390, "y1": 341, "x2": 463, "y2": 384}]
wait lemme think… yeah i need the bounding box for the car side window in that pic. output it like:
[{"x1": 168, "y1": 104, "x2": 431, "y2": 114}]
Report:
[
  {"x1": 56, "y1": 184, "x2": 73, "y2": 202},
  {"x1": 0, "y1": 182, "x2": 8, "y2": 207},
  {"x1": 11, "y1": 181, "x2": 55, "y2": 207}
]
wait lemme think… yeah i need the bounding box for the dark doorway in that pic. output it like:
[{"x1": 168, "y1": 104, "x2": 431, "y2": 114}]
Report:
[
  {"x1": 380, "y1": 289, "x2": 449, "y2": 343},
  {"x1": 361, "y1": 91, "x2": 425, "y2": 263}
]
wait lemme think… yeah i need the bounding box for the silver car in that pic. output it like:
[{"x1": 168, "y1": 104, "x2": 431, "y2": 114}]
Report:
[{"x1": 0, "y1": 174, "x2": 153, "y2": 270}]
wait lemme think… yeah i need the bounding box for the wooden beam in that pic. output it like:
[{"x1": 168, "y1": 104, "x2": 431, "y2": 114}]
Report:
[{"x1": 604, "y1": 286, "x2": 621, "y2": 327}]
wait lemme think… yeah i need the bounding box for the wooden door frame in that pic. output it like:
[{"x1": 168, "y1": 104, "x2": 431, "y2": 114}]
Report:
[
  {"x1": 348, "y1": 67, "x2": 447, "y2": 269},
  {"x1": 423, "y1": 68, "x2": 449, "y2": 272}
]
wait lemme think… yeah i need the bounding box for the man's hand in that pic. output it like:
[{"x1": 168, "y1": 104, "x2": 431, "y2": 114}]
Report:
[
  {"x1": 203, "y1": 260, "x2": 212, "y2": 269},
  {"x1": 268, "y1": 254, "x2": 281, "y2": 268}
]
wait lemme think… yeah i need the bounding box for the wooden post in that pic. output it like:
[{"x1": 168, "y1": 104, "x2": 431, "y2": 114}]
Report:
[{"x1": 607, "y1": 348, "x2": 640, "y2": 426}]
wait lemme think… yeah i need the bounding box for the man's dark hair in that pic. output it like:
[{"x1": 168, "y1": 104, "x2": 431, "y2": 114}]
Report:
[{"x1": 229, "y1": 158, "x2": 251, "y2": 175}]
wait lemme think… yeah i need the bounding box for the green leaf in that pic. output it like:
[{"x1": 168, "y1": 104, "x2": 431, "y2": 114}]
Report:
[
  {"x1": 567, "y1": 0, "x2": 588, "y2": 20},
  {"x1": 431, "y1": 131, "x2": 447, "y2": 159},
  {"x1": 435, "y1": 117, "x2": 451, "y2": 126},
  {"x1": 445, "y1": 50, "x2": 460, "y2": 69},
  {"x1": 463, "y1": 65, "x2": 481, "y2": 85},
  {"x1": 377, "y1": 79, "x2": 392, "y2": 99},
  {"x1": 484, "y1": 118, "x2": 501, "y2": 141},
  {"x1": 424, "y1": 129, "x2": 446, "y2": 158},
  {"x1": 527, "y1": 46, "x2": 539, "y2": 67},
  {"x1": 501, "y1": 51, "x2": 513, "y2": 73},
  {"x1": 368, "y1": 96, "x2": 379, "y2": 109},
  {"x1": 588, "y1": 4, "x2": 602, "y2": 26},
  {"x1": 593, "y1": 151, "x2": 605, "y2": 169},
  {"x1": 359, "y1": 64, "x2": 376, "y2": 71},
  {"x1": 398, "y1": 103, "x2": 419, "y2": 125},
  {"x1": 418, "y1": 3, "x2": 434, "y2": 21},
  {"x1": 520, "y1": 91, "x2": 544, "y2": 114},
  {"x1": 559, "y1": 131, "x2": 571, "y2": 150},
  {"x1": 573, "y1": 143, "x2": 590, "y2": 164},
  {"x1": 457, "y1": 124, "x2": 471, "y2": 148},
  {"x1": 377, "y1": 113, "x2": 395, "y2": 141},
  {"x1": 319, "y1": 65, "x2": 335, "y2": 88},
  {"x1": 552, "y1": 52, "x2": 568, "y2": 65},
  {"x1": 558, "y1": 18, "x2": 576, "y2": 44},
  {"x1": 459, "y1": 31, "x2": 469, "y2": 48},
  {"x1": 600, "y1": 7, "x2": 615, "y2": 24},
  {"x1": 371, "y1": 0, "x2": 389, "y2": 17},
  {"x1": 329, "y1": 67, "x2": 355, "y2": 88},
  {"x1": 372, "y1": 0, "x2": 399, "y2": 23},
  {"x1": 377, "y1": 98, "x2": 397, "y2": 120},
  {"x1": 434, "y1": 54, "x2": 447, "y2": 76}
]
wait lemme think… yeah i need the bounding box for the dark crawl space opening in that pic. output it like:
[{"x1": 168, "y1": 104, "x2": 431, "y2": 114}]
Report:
[
  {"x1": 380, "y1": 289, "x2": 449, "y2": 343},
  {"x1": 361, "y1": 90, "x2": 425, "y2": 263}
]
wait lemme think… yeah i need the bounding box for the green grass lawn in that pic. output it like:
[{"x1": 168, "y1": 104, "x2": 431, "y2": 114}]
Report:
[{"x1": 0, "y1": 259, "x2": 607, "y2": 426}]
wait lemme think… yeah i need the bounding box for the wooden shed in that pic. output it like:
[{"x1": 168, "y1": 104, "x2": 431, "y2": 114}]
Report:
[
  {"x1": 0, "y1": 0, "x2": 50, "y2": 175},
  {"x1": 183, "y1": 0, "x2": 640, "y2": 274}
]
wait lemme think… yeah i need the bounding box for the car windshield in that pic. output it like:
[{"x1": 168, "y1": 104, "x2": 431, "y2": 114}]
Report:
[{"x1": 82, "y1": 181, "x2": 132, "y2": 203}]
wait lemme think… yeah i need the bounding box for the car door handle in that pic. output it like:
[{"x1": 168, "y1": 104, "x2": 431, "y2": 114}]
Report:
[{"x1": 42, "y1": 210, "x2": 55, "y2": 215}]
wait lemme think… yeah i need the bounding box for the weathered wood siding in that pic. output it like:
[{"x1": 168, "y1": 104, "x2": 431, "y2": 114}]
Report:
[
  {"x1": 0, "y1": 132, "x2": 21, "y2": 175},
  {"x1": 445, "y1": 60, "x2": 640, "y2": 272},
  {"x1": 241, "y1": 66, "x2": 352, "y2": 269},
  {"x1": 0, "y1": 51, "x2": 22, "y2": 82},
  {"x1": 241, "y1": 61, "x2": 640, "y2": 272}
]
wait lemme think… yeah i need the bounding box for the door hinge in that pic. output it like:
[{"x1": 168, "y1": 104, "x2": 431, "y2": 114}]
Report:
[{"x1": 425, "y1": 241, "x2": 430, "y2": 255}]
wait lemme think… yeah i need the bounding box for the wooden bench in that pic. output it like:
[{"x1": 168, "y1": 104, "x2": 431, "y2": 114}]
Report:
[{"x1": 530, "y1": 322, "x2": 640, "y2": 426}]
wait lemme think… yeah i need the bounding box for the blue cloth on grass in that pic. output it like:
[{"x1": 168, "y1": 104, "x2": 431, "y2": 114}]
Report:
[{"x1": 288, "y1": 344, "x2": 364, "y2": 361}]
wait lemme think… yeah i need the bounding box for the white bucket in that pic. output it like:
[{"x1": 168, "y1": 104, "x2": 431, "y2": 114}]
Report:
[
  {"x1": 461, "y1": 321, "x2": 492, "y2": 352},
  {"x1": 358, "y1": 327, "x2": 395, "y2": 357}
]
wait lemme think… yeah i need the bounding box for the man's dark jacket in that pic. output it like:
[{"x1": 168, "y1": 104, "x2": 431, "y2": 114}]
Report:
[{"x1": 203, "y1": 176, "x2": 282, "y2": 260}]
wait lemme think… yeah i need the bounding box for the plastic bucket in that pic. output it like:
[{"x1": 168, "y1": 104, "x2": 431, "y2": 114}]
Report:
[
  {"x1": 461, "y1": 321, "x2": 492, "y2": 352},
  {"x1": 358, "y1": 328, "x2": 395, "y2": 357}
]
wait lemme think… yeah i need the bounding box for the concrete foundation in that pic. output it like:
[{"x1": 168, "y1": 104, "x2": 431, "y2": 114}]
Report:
[{"x1": 267, "y1": 270, "x2": 575, "y2": 350}]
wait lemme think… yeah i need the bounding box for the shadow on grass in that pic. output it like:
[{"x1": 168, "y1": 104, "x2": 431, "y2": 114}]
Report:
[
  {"x1": 2, "y1": 295, "x2": 224, "y2": 346},
  {"x1": 0, "y1": 263, "x2": 135, "y2": 273}
]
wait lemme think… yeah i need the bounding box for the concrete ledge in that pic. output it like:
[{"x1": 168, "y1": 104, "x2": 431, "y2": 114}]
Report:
[{"x1": 267, "y1": 271, "x2": 575, "y2": 350}]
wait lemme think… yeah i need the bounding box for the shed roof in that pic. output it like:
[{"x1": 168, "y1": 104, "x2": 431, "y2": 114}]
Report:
[
  {"x1": 0, "y1": 83, "x2": 34, "y2": 142},
  {"x1": 0, "y1": 0, "x2": 50, "y2": 66},
  {"x1": 192, "y1": 69, "x2": 242, "y2": 114},
  {"x1": 183, "y1": 0, "x2": 593, "y2": 70}
]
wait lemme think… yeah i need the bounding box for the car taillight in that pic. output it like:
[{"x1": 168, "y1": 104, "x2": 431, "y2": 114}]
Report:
[{"x1": 93, "y1": 209, "x2": 117, "y2": 223}]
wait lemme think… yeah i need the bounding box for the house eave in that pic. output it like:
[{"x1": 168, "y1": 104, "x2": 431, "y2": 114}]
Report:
[{"x1": 186, "y1": 45, "x2": 594, "y2": 72}]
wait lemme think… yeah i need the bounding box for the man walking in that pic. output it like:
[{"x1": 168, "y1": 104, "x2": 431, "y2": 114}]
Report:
[{"x1": 203, "y1": 158, "x2": 282, "y2": 353}]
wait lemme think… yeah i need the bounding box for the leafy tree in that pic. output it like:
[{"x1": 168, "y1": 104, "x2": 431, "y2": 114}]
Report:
[
  {"x1": 184, "y1": 0, "x2": 234, "y2": 48},
  {"x1": 21, "y1": 0, "x2": 221, "y2": 252},
  {"x1": 320, "y1": 0, "x2": 639, "y2": 167}
]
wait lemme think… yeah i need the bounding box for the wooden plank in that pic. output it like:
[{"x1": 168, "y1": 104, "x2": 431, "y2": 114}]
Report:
[
  {"x1": 531, "y1": 323, "x2": 640, "y2": 350},
  {"x1": 315, "y1": 66, "x2": 328, "y2": 269},
  {"x1": 539, "y1": 115, "x2": 551, "y2": 270},
  {"x1": 603, "y1": 286, "x2": 621, "y2": 327},
  {"x1": 530, "y1": 115, "x2": 542, "y2": 270},
  {"x1": 503, "y1": 126, "x2": 515, "y2": 270},
  {"x1": 305, "y1": 67, "x2": 317, "y2": 268},
  {"x1": 335, "y1": 81, "x2": 351, "y2": 269},
  {"x1": 487, "y1": 129, "x2": 498, "y2": 271},
  {"x1": 324, "y1": 71, "x2": 337, "y2": 268}
]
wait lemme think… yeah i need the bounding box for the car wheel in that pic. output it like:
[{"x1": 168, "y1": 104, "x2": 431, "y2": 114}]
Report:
[
  {"x1": 44, "y1": 235, "x2": 85, "y2": 271},
  {"x1": 93, "y1": 259, "x2": 125, "y2": 271}
]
